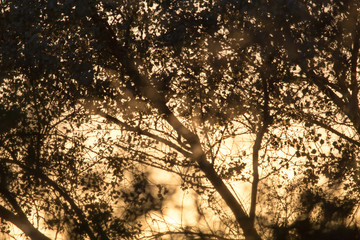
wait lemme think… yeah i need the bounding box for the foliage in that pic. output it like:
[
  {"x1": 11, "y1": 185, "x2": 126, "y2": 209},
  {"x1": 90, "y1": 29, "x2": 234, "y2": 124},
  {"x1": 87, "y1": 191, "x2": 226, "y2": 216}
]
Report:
[{"x1": 1, "y1": 0, "x2": 360, "y2": 239}]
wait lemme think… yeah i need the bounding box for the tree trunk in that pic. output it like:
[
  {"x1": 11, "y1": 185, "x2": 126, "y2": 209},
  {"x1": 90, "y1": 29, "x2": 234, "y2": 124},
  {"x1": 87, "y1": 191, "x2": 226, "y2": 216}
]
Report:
[{"x1": 87, "y1": 5, "x2": 262, "y2": 240}]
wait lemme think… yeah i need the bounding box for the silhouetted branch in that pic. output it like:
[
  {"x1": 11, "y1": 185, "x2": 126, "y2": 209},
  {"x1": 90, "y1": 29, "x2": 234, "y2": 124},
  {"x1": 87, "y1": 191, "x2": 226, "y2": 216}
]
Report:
[
  {"x1": 301, "y1": 113, "x2": 360, "y2": 147},
  {"x1": 142, "y1": 230, "x2": 237, "y2": 240},
  {"x1": 0, "y1": 158, "x2": 100, "y2": 240},
  {"x1": 249, "y1": 75, "x2": 270, "y2": 226},
  {"x1": 87, "y1": 5, "x2": 261, "y2": 240},
  {"x1": 94, "y1": 109, "x2": 192, "y2": 157},
  {"x1": 0, "y1": 204, "x2": 51, "y2": 240},
  {"x1": 0, "y1": 188, "x2": 51, "y2": 240}
]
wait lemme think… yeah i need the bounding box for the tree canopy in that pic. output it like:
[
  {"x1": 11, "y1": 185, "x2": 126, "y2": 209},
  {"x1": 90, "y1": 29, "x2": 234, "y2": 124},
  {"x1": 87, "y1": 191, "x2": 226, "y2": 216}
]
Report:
[{"x1": 1, "y1": 0, "x2": 360, "y2": 239}]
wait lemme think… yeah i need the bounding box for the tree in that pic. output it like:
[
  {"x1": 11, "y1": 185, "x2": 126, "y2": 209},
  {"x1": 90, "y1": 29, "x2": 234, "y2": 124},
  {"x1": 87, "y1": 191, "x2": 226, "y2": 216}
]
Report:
[{"x1": 1, "y1": 0, "x2": 360, "y2": 239}]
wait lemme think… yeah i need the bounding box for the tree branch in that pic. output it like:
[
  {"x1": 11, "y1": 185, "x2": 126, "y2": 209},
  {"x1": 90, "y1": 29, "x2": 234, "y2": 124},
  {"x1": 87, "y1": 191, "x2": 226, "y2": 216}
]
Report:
[
  {"x1": 350, "y1": 3, "x2": 359, "y2": 104},
  {"x1": 281, "y1": 18, "x2": 360, "y2": 133},
  {"x1": 0, "y1": 158, "x2": 100, "y2": 240},
  {"x1": 94, "y1": 109, "x2": 192, "y2": 157},
  {"x1": 300, "y1": 113, "x2": 360, "y2": 147},
  {"x1": 145, "y1": 230, "x2": 237, "y2": 240},
  {"x1": 87, "y1": 6, "x2": 261, "y2": 240},
  {"x1": 249, "y1": 75, "x2": 270, "y2": 226},
  {"x1": 249, "y1": 123, "x2": 267, "y2": 225},
  {"x1": 0, "y1": 193, "x2": 51, "y2": 240}
]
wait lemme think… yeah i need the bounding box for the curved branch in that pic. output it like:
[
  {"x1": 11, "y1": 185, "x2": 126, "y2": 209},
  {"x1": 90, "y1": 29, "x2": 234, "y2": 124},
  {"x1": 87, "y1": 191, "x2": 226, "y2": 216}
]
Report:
[
  {"x1": 0, "y1": 158, "x2": 100, "y2": 240},
  {"x1": 0, "y1": 188, "x2": 51, "y2": 240},
  {"x1": 0, "y1": 205, "x2": 51, "y2": 240}
]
